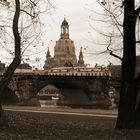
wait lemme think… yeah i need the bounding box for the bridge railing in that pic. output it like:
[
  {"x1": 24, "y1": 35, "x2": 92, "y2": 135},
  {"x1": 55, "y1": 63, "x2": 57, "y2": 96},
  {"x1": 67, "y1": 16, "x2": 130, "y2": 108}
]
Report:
[{"x1": 5, "y1": 67, "x2": 111, "y2": 77}]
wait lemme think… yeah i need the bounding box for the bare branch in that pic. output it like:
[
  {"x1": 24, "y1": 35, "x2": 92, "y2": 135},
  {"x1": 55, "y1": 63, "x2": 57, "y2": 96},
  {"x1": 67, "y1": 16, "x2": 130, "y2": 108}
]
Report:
[
  {"x1": 136, "y1": 6, "x2": 140, "y2": 15},
  {"x1": 0, "y1": 25, "x2": 11, "y2": 28},
  {"x1": 96, "y1": 1, "x2": 123, "y2": 27},
  {"x1": 106, "y1": 36, "x2": 122, "y2": 61},
  {"x1": 96, "y1": 0, "x2": 123, "y2": 37},
  {"x1": 47, "y1": 0, "x2": 55, "y2": 8},
  {"x1": 109, "y1": 50, "x2": 122, "y2": 60},
  {"x1": 29, "y1": 0, "x2": 37, "y2": 6},
  {"x1": 89, "y1": 22, "x2": 117, "y2": 38},
  {"x1": 20, "y1": 9, "x2": 35, "y2": 18},
  {"x1": 120, "y1": 1, "x2": 124, "y2": 8}
]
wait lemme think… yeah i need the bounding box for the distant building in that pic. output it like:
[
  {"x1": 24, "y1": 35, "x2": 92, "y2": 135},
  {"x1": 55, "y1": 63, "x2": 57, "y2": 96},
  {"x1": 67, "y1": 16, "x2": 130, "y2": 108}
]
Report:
[
  {"x1": 17, "y1": 63, "x2": 32, "y2": 69},
  {"x1": 37, "y1": 85, "x2": 62, "y2": 107},
  {"x1": 107, "y1": 64, "x2": 121, "y2": 78},
  {"x1": 108, "y1": 55, "x2": 140, "y2": 79},
  {"x1": 44, "y1": 18, "x2": 85, "y2": 69}
]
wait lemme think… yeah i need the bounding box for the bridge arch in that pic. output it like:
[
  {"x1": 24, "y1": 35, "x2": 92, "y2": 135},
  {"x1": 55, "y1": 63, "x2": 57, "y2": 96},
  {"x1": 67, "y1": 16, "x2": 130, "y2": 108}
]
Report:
[
  {"x1": 33, "y1": 80, "x2": 88, "y2": 95},
  {"x1": 16, "y1": 75, "x2": 109, "y2": 107},
  {"x1": 36, "y1": 81, "x2": 90, "y2": 107}
]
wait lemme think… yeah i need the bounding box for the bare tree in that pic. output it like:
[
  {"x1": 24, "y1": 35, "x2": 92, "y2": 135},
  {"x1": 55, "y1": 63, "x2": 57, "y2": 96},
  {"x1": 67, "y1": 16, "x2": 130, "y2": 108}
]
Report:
[
  {"x1": 93, "y1": 0, "x2": 140, "y2": 129},
  {"x1": 0, "y1": 0, "x2": 21, "y2": 126},
  {"x1": 87, "y1": 0, "x2": 124, "y2": 64},
  {"x1": 0, "y1": 0, "x2": 53, "y2": 126},
  {"x1": 116, "y1": 0, "x2": 140, "y2": 129}
]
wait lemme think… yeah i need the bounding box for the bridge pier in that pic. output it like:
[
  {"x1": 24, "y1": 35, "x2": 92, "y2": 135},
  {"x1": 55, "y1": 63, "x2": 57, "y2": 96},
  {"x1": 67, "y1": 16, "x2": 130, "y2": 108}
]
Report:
[
  {"x1": 86, "y1": 79, "x2": 108, "y2": 100},
  {"x1": 17, "y1": 79, "x2": 36, "y2": 100}
]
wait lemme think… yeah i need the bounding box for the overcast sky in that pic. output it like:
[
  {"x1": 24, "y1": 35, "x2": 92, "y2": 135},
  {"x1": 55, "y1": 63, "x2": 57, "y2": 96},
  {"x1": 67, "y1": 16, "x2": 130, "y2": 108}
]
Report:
[{"x1": 0, "y1": 0, "x2": 121, "y2": 68}]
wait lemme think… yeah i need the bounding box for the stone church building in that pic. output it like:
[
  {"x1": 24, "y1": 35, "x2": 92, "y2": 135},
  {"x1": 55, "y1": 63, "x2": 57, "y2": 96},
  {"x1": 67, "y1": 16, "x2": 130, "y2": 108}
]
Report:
[{"x1": 43, "y1": 18, "x2": 85, "y2": 69}]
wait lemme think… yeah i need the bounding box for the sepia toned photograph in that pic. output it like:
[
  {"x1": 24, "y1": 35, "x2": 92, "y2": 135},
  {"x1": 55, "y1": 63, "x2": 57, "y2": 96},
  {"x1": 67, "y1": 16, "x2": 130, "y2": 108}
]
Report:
[{"x1": 0, "y1": 0, "x2": 140, "y2": 139}]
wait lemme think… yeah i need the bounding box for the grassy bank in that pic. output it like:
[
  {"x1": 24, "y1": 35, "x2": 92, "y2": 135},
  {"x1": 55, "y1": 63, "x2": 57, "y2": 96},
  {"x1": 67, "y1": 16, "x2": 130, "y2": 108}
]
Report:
[{"x1": 0, "y1": 111, "x2": 140, "y2": 140}]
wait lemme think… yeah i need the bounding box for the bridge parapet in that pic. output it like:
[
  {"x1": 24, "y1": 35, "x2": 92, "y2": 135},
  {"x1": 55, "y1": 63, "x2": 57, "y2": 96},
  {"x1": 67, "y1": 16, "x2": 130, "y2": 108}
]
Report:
[{"x1": 13, "y1": 67, "x2": 110, "y2": 77}]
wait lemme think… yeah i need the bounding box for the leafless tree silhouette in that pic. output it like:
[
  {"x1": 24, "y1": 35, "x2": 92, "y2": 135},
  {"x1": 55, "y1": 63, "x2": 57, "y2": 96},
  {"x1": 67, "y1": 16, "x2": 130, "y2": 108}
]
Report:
[{"x1": 0, "y1": 0, "x2": 53, "y2": 126}]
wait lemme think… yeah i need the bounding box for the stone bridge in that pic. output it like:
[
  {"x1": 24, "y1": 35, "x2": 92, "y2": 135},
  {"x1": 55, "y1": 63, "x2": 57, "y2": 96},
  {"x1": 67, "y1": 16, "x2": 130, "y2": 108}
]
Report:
[
  {"x1": 0, "y1": 67, "x2": 118, "y2": 106},
  {"x1": 10, "y1": 74, "x2": 109, "y2": 99},
  {"x1": 4, "y1": 68, "x2": 108, "y2": 99}
]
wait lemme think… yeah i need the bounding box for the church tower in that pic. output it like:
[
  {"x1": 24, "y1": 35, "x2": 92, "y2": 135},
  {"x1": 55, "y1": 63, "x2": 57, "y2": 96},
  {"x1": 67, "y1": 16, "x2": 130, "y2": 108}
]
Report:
[
  {"x1": 60, "y1": 18, "x2": 69, "y2": 39},
  {"x1": 78, "y1": 47, "x2": 85, "y2": 67},
  {"x1": 43, "y1": 48, "x2": 56, "y2": 69},
  {"x1": 53, "y1": 18, "x2": 77, "y2": 67}
]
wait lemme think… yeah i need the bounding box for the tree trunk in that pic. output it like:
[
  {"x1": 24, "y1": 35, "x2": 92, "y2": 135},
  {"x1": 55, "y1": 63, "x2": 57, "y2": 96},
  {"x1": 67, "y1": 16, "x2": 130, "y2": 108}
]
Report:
[
  {"x1": 115, "y1": 0, "x2": 138, "y2": 129},
  {"x1": 0, "y1": 0, "x2": 21, "y2": 126}
]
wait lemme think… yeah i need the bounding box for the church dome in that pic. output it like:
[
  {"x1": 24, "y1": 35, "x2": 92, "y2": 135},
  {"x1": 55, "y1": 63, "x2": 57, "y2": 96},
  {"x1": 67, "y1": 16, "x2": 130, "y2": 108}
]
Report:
[{"x1": 54, "y1": 38, "x2": 77, "y2": 67}]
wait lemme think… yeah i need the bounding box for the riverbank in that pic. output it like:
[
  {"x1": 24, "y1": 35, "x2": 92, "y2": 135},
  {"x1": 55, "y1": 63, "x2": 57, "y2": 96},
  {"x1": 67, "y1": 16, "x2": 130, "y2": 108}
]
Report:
[
  {"x1": 0, "y1": 106, "x2": 139, "y2": 140},
  {"x1": 0, "y1": 110, "x2": 140, "y2": 140}
]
